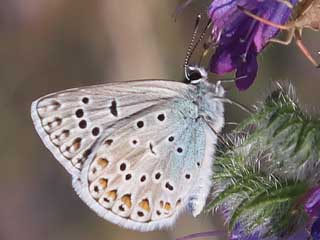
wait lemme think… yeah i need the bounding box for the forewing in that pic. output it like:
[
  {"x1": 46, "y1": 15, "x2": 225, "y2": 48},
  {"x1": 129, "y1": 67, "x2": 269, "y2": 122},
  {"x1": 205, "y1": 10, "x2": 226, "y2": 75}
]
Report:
[{"x1": 31, "y1": 80, "x2": 190, "y2": 176}]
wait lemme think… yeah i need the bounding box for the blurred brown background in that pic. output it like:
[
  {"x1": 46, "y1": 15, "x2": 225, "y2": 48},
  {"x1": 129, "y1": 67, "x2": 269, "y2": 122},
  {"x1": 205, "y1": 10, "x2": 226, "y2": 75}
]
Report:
[{"x1": 0, "y1": 1, "x2": 319, "y2": 240}]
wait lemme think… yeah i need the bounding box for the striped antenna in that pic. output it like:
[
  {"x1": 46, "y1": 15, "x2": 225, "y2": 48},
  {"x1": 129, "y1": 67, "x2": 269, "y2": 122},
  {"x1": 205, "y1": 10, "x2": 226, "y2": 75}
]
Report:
[
  {"x1": 184, "y1": 14, "x2": 201, "y2": 79},
  {"x1": 184, "y1": 16, "x2": 212, "y2": 80}
]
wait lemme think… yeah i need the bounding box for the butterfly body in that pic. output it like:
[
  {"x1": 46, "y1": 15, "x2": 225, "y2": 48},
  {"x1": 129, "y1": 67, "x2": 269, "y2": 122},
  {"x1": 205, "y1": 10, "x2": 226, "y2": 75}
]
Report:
[{"x1": 31, "y1": 67, "x2": 224, "y2": 231}]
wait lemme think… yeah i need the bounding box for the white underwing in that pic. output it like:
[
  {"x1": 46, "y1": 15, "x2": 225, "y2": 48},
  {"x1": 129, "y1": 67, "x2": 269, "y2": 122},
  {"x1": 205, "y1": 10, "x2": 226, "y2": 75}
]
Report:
[{"x1": 31, "y1": 66, "x2": 224, "y2": 231}]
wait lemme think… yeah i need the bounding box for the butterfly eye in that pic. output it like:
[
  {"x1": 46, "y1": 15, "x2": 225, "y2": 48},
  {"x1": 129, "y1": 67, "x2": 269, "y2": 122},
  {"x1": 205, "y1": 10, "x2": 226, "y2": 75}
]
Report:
[
  {"x1": 188, "y1": 70, "x2": 202, "y2": 81},
  {"x1": 185, "y1": 67, "x2": 204, "y2": 83}
]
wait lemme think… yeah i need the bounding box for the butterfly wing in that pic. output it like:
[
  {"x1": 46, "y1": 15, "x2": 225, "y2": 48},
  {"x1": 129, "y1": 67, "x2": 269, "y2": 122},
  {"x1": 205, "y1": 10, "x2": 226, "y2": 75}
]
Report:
[
  {"x1": 31, "y1": 80, "x2": 223, "y2": 231},
  {"x1": 31, "y1": 80, "x2": 190, "y2": 176}
]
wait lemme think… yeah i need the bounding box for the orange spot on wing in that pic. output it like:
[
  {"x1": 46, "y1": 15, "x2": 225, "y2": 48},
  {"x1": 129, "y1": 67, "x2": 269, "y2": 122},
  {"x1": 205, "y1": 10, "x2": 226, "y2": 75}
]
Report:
[
  {"x1": 121, "y1": 194, "x2": 132, "y2": 209},
  {"x1": 107, "y1": 190, "x2": 117, "y2": 201},
  {"x1": 98, "y1": 178, "x2": 108, "y2": 189},
  {"x1": 164, "y1": 202, "x2": 171, "y2": 211},
  {"x1": 97, "y1": 158, "x2": 109, "y2": 168},
  {"x1": 139, "y1": 199, "x2": 151, "y2": 212}
]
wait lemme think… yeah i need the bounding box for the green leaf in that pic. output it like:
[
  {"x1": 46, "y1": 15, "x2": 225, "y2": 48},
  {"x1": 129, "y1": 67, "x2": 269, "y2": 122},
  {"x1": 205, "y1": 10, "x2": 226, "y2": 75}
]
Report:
[
  {"x1": 208, "y1": 85, "x2": 320, "y2": 238},
  {"x1": 206, "y1": 183, "x2": 245, "y2": 212},
  {"x1": 228, "y1": 181, "x2": 307, "y2": 231}
]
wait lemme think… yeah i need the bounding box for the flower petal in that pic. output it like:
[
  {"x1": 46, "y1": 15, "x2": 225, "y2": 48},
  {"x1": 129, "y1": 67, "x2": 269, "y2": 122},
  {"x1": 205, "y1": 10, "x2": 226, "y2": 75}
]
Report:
[
  {"x1": 210, "y1": 48, "x2": 237, "y2": 73},
  {"x1": 305, "y1": 186, "x2": 320, "y2": 217},
  {"x1": 235, "y1": 51, "x2": 258, "y2": 90},
  {"x1": 252, "y1": 0, "x2": 298, "y2": 51},
  {"x1": 312, "y1": 217, "x2": 320, "y2": 240},
  {"x1": 208, "y1": 0, "x2": 297, "y2": 90}
]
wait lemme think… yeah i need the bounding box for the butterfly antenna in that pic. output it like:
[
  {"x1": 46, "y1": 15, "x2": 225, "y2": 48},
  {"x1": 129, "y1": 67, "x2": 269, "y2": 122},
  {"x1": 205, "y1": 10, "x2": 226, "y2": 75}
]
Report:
[
  {"x1": 192, "y1": 19, "x2": 212, "y2": 51},
  {"x1": 192, "y1": 19, "x2": 212, "y2": 65},
  {"x1": 237, "y1": 5, "x2": 291, "y2": 30},
  {"x1": 184, "y1": 14, "x2": 201, "y2": 79}
]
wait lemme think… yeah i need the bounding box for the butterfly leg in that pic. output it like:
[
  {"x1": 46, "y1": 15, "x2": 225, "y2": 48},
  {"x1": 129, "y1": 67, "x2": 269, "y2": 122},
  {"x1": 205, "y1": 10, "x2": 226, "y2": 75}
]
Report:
[
  {"x1": 275, "y1": 0, "x2": 294, "y2": 9},
  {"x1": 268, "y1": 28, "x2": 294, "y2": 45},
  {"x1": 237, "y1": 5, "x2": 292, "y2": 31},
  {"x1": 294, "y1": 29, "x2": 320, "y2": 68}
]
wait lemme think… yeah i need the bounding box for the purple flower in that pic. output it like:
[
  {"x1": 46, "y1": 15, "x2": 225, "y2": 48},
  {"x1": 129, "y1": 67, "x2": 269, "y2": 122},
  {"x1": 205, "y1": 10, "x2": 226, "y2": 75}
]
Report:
[
  {"x1": 208, "y1": 0, "x2": 297, "y2": 90},
  {"x1": 311, "y1": 217, "x2": 320, "y2": 240},
  {"x1": 230, "y1": 222, "x2": 309, "y2": 240},
  {"x1": 305, "y1": 186, "x2": 320, "y2": 218},
  {"x1": 304, "y1": 186, "x2": 320, "y2": 240},
  {"x1": 230, "y1": 223, "x2": 260, "y2": 240},
  {"x1": 229, "y1": 186, "x2": 320, "y2": 240}
]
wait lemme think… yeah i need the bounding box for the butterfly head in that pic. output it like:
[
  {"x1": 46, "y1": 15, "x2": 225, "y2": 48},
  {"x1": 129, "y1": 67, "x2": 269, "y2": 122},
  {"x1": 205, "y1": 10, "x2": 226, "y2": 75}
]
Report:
[
  {"x1": 185, "y1": 65, "x2": 224, "y2": 97},
  {"x1": 185, "y1": 65, "x2": 208, "y2": 84},
  {"x1": 184, "y1": 66, "x2": 225, "y2": 134}
]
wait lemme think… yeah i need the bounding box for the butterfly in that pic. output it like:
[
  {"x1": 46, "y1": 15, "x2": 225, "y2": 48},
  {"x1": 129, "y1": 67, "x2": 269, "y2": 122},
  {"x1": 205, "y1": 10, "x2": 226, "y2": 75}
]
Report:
[{"x1": 31, "y1": 65, "x2": 225, "y2": 231}]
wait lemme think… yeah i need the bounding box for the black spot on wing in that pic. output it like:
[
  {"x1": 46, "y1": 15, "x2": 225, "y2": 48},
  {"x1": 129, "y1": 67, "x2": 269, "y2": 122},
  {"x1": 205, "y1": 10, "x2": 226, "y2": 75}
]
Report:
[
  {"x1": 165, "y1": 182, "x2": 174, "y2": 191},
  {"x1": 110, "y1": 100, "x2": 118, "y2": 117},
  {"x1": 149, "y1": 143, "x2": 156, "y2": 155}
]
